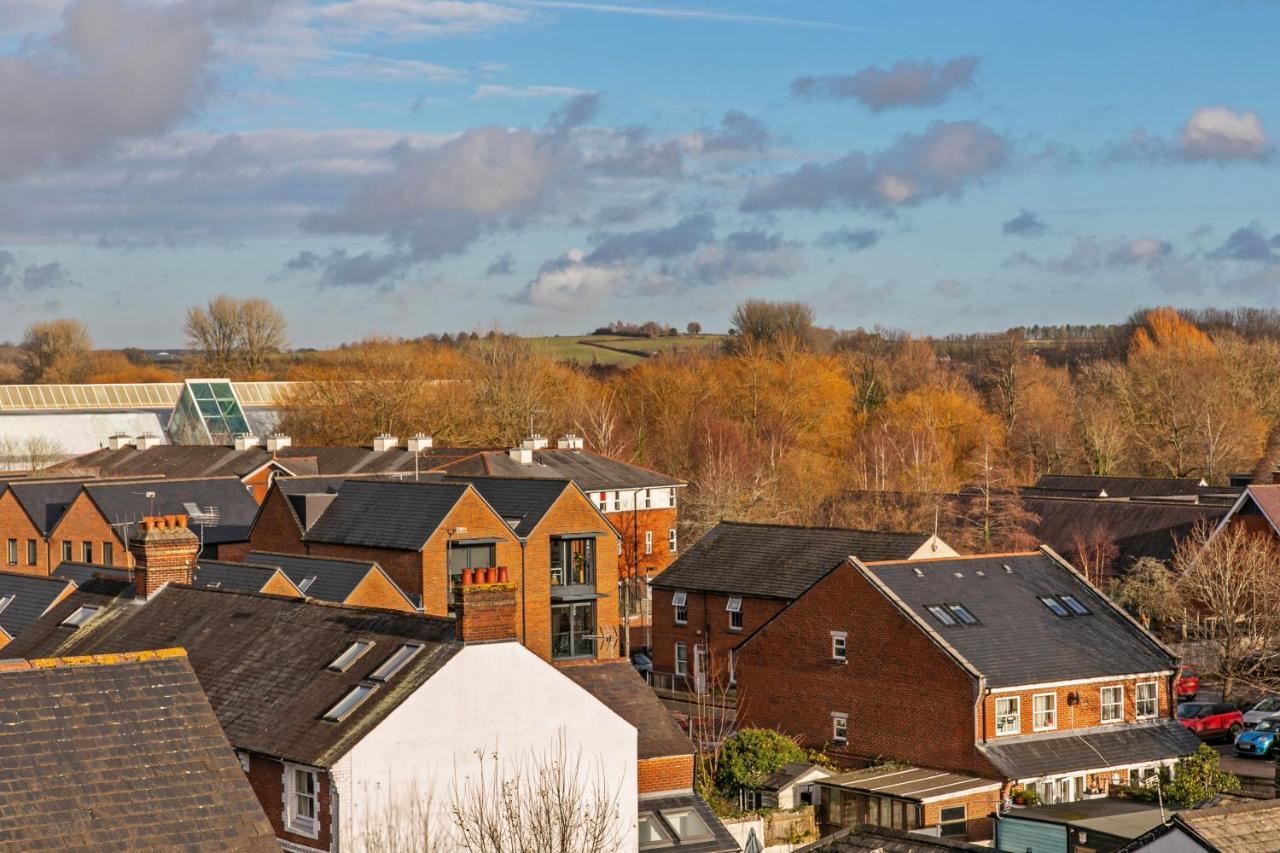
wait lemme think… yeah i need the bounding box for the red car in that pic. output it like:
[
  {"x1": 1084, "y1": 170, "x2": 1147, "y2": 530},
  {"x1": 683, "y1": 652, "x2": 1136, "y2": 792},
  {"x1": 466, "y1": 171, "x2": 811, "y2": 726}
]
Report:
[
  {"x1": 1177, "y1": 702, "x2": 1243, "y2": 740},
  {"x1": 1176, "y1": 666, "x2": 1200, "y2": 702}
]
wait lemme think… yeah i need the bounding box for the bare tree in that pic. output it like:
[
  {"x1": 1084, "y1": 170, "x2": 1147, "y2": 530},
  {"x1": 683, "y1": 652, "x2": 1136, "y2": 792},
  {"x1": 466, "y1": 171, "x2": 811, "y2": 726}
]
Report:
[
  {"x1": 687, "y1": 652, "x2": 743, "y2": 815},
  {"x1": 20, "y1": 319, "x2": 91, "y2": 382},
  {"x1": 727, "y1": 300, "x2": 815, "y2": 352},
  {"x1": 1112, "y1": 556, "x2": 1182, "y2": 629},
  {"x1": 1069, "y1": 523, "x2": 1120, "y2": 588},
  {"x1": 686, "y1": 322, "x2": 702, "y2": 336},
  {"x1": 185, "y1": 295, "x2": 288, "y2": 376},
  {"x1": 239, "y1": 298, "x2": 289, "y2": 374},
  {"x1": 468, "y1": 334, "x2": 549, "y2": 445}
]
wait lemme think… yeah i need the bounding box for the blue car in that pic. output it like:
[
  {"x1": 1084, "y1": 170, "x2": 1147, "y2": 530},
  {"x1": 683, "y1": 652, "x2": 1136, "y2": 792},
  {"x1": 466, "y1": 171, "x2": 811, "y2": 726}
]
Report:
[{"x1": 1235, "y1": 717, "x2": 1280, "y2": 757}]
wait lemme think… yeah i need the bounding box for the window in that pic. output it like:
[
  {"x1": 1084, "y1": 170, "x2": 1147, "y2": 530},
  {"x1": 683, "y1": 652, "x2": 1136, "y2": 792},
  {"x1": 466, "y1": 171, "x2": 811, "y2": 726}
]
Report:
[
  {"x1": 939, "y1": 805, "x2": 966, "y2": 837},
  {"x1": 1033, "y1": 692, "x2": 1057, "y2": 731},
  {"x1": 669, "y1": 488, "x2": 677, "y2": 507},
  {"x1": 674, "y1": 642, "x2": 688, "y2": 676},
  {"x1": 995, "y1": 697, "x2": 1020, "y2": 736},
  {"x1": 726, "y1": 596, "x2": 743, "y2": 632},
  {"x1": 1101, "y1": 685, "x2": 1124, "y2": 723},
  {"x1": 672, "y1": 591, "x2": 688, "y2": 625},
  {"x1": 644, "y1": 531, "x2": 653, "y2": 555},
  {"x1": 668, "y1": 528, "x2": 677, "y2": 553},
  {"x1": 831, "y1": 631, "x2": 848, "y2": 662},
  {"x1": 26, "y1": 539, "x2": 37, "y2": 566},
  {"x1": 448, "y1": 542, "x2": 495, "y2": 580},
  {"x1": 661, "y1": 809, "x2": 712, "y2": 843},
  {"x1": 612, "y1": 492, "x2": 621, "y2": 512},
  {"x1": 1059, "y1": 594, "x2": 1090, "y2": 615},
  {"x1": 1040, "y1": 596, "x2": 1070, "y2": 617},
  {"x1": 596, "y1": 492, "x2": 608, "y2": 512},
  {"x1": 947, "y1": 603, "x2": 977, "y2": 625},
  {"x1": 551, "y1": 601, "x2": 596, "y2": 659},
  {"x1": 323, "y1": 683, "x2": 376, "y2": 721},
  {"x1": 237, "y1": 751, "x2": 250, "y2": 773},
  {"x1": 643, "y1": 489, "x2": 652, "y2": 509},
  {"x1": 61, "y1": 540, "x2": 72, "y2": 563},
  {"x1": 832, "y1": 712, "x2": 848, "y2": 743},
  {"x1": 369, "y1": 643, "x2": 423, "y2": 681},
  {"x1": 638, "y1": 813, "x2": 673, "y2": 849},
  {"x1": 5, "y1": 539, "x2": 14, "y2": 565},
  {"x1": 1136, "y1": 681, "x2": 1158, "y2": 719},
  {"x1": 284, "y1": 765, "x2": 319, "y2": 836},
  {"x1": 82, "y1": 541, "x2": 92, "y2": 564},
  {"x1": 926, "y1": 605, "x2": 956, "y2": 626},
  {"x1": 101, "y1": 541, "x2": 113, "y2": 565},
  {"x1": 60, "y1": 606, "x2": 100, "y2": 628},
  {"x1": 551, "y1": 536, "x2": 596, "y2": 586},
  {"x1": 0, "y1": 595, "x2": 13, "y2": 615},
  {"x1": 328, "y1": 641, "x2": 373, "y2": 672},
  {"x1": 728, "y1": 649, "x2": 737, "y2": 687}
]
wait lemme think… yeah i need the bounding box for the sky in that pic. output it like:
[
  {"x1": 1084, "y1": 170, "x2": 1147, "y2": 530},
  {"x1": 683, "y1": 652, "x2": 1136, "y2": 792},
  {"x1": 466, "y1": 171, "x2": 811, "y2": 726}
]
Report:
[{"x1": 1, "y1": 0, "x2": 1279, "y2": 347}]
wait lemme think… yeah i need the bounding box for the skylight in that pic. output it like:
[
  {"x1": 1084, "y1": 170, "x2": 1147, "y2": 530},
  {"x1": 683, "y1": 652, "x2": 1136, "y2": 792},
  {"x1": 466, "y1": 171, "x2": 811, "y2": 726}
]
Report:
[
  {"x1": 60, "y1": 606, "x2": 100, "y2": 628},
  {"x1": 329, "y1": 640, "x2": 374, "y2": 672},
  {"x1": 1039, "y1": 596, "x2": 1070, "y2": 617},
  {"x1": 298, "y1": 576, "x2": 318, "y2": 593},
  {"x1": 0, "y1": 595, "x2": 12, "y2": 615},
  {"x1": 370, "y1": 643, "x2": 423, "y2": 681},
  {"x1": 947, "y1": 604, "x2": 977, "y2": 625},
  {"x1": 638, "y1": 812, "x2": 673, "y2": 849},
  {"x1": 926, "y1": 605, "x2": 956, "y2": 626},
  {"x1": 1059, "y1": 594, "x2": 1090, "y2": 615},
  {"x1": 661, "y1": 809, "x2": 713, "y2": 843},
  {"x1": 323, "y1": 683, "x2": 376, "y2": 722}
]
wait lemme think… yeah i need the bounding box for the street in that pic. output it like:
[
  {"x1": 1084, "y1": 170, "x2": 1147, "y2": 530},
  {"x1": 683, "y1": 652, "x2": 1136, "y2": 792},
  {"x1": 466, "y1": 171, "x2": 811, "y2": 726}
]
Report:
[{"x1": 1213, "y1": 740, "x2": 1276, "y2": 782}]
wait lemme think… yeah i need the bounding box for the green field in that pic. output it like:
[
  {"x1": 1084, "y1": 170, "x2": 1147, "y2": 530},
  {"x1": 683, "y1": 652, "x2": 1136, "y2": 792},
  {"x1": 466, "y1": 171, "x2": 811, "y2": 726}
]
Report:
[{"x1": 529, "y1": 334, "x2": 724, "y2": 366}]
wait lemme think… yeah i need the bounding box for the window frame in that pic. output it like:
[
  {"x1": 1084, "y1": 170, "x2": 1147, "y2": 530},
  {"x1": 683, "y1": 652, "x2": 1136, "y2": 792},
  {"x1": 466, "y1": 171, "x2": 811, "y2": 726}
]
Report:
[
  {"x1": 5, "y1": 538, "x2": 15, "y2": 565},
  {"x1": 81, "y1": 541, "x2": 93, "y2": 564},
  {"x1": 1039, "y1": 596, "x2": 1070, "y2": 617},
  {"x1": 672, "y1": 590, "x2": 688, "y2": 625},
  {"x1": 638, "y1": 811, "x2": 674, "y2": 850},
  {"x1": 831, "y1": 631, "x2": 848, "y2": 662},
  {"x1": 938, "y1": 805, "x2": 967, "y2": 837},
  {"x1": 60, "y1": 605, "x2": 100, "y2": 628},
  {"x1": 661, "y1": 808, "x2": 713, "y2": 843},
  {"x1": 551, "y1": 600, "x2": 597, "y2": 660},
  {"x1": 283, "y1": 763, "x2": 321, "y2": 838},
  {"x1": 1032, "y1": 692, "x2": 1057, "y2": 731},
  {"x1": 323, "y1": 683, "x2": 376, "y2": 722},
  {"x1": 101, "y1": 541, "x2": 112, "y2": 565},
  {"x1": 926, "y1": 604, "x2": 956, "y2": 626},
  {"x1": 947, "y1": 603, "x2": 977, "y2": 625},
  {"x1": 1136, "y1": 681, "x2": 1158, "y2": 720},
  {"x1": 1101, "y1": 685, "x2": 1125, "y2": 724},
  {"x1": 668, "y1": 527, "x2": 678, "y2": 553},
  {"x1": 674, "y1": 642, "x2": 688, "y2": 676},
  {"x1": 995, "y1": 696, "x2": 1021, "y2": 736},
  {"x1": 644, "y1": 530, "x2": 653, "y2": 555},
  {"x1": 61, "y1": 540, "x2": 72, "y2": 563},
  {"x1": 831, "y1": 712, "x2": 848, "y2": 744},
  {"x1": 369, "y1": 643, "x2": 424, "y2": 681},
  {"x1": 1059, "y1": 594, "x2": 1090, "y2": 615}
]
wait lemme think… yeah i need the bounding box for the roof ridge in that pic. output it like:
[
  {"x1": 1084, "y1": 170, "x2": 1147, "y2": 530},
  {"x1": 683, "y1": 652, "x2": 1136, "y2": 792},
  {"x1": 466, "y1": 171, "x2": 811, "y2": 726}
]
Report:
[
  {"x1": 715, "y1": 519, "x2": 930, "y2": 537},
  {"x1": 0, "y1": 647, "x2": 186, "y2": 673},
  {"x1": 165, "y1": 584, "x2": 448, "y2": 623},
  {"x1": 246, "y1": 550, "x2": 376, "y2": 567},
  {"x1": 866, "y1": 550, "x2": 1041, "y2": 566},
  {"x1": 0, "y1": 569, "x2": 71, "y2": 585},
  {"x1": 86, "y1": 474, "x2": 245, "y2": 487}
]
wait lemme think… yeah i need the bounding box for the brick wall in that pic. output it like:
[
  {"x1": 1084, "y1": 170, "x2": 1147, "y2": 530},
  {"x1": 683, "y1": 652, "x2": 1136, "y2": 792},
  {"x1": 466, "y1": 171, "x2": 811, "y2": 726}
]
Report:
[
  {"x1": 49, "y1": 491, "x2": 126, "y2": 571},
  {"x1": 922, "y1": 789, "x2": 1002, "y2": 842},
  {"x1": 638, "y1": 754, "x2": 695, "y2": 794},
  {"x1": 261, "y1": 571, "x2": 304, "y2": 598},
  {"x1": 235, "y1": 487, "x2": 308, "y2": 560},
  {"x1": 979, "y1": 673, "x2": 1174, "y2": 740},
  {"x1": 735, "y1": 561, "x2": 1001, "y2": 778},
  {"x1": 244, "y1": 752, "x2": 331, "y2": 851},
  {"x1": 345, "y1": 570, "x2": 415, "y2": 612},
  {"x1": 456, "y1": 582, "x2": 519, "y2": 642},
  {"x1": 650, "y1": 588, "x2": 786, "y2": 683},
  {"x1": 0, "y1": 491, "x2": 48, "y2": 575},
  {"x1": 417, "y1": 489, "x2": 523, "y2": 618},
  {"x1": 613, "y1": 506, "x2": 680, "y2": 579}
]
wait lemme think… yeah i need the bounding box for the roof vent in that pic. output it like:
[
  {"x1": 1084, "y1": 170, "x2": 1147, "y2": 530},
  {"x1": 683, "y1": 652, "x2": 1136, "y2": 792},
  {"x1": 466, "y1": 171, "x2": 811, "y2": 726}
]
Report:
[
  {"x1": 372, "y1": 434, "x2": 399, "y2": 452},
  {"x1": 233, "y1": 434, "x2": 261, "y2": 451},
  {"x1": 912, "y1": 567, "x2": 924, "y2": 577},
  {"x1": 1003, "y1": 563, "x2": 1013, "y2": 574},
  {"x1": 953, "y1": 572, "x2": 963, "y2": 578},
  {"x1": 975, "y1": 570, "x2": 985, "y2": 577},
  {"x1": 521, "y1": 434, "x2": 549, "y2": 450},
  {"x1": 508, "y1": 446, "x2": 534, "y2": 464},
  {"x1": 406, "y1": 434, "x2": 434, "y2": 452},
  {"x1": 107, "y1": 434, "x2": 133, "y2": 451},
  {"x1": 265, "y1": 434, "x2": 291, "y2": 452},
  {"x1": 557, "y1": 434, "x2": 584, "y2": 450},
  {"x1": 135, "y1": 432, "x2": 162, "y2": 450}
]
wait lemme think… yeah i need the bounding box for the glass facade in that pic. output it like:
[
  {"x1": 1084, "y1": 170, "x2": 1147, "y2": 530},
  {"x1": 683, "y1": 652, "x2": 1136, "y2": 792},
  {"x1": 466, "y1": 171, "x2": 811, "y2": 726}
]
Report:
[
  {"x1": 550, "y1": 536, "x2": 595, "y2": 586},
  {"x1": 551, "y1": 601, "x2": 595, "y2": 659},
  {"x1": 168, "y1": 380, "x2": 252, "y2": 445}
]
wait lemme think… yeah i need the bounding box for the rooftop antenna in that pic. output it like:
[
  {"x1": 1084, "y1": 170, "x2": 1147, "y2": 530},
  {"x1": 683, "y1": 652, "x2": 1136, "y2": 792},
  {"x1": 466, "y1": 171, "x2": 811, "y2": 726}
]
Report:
[{"x1": 131, "y1": 490, "x2": 157, "y2": 517}]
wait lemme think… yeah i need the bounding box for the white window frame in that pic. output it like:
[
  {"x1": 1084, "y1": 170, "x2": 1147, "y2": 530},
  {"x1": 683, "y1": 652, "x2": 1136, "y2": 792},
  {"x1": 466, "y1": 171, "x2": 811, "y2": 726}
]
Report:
[
  {"x1": 672, "y1": 590, "x2": 688, "y2": 625},
  {"x1": 643, "y1": 489, "x2": 652, "y2": 509},
  {"x1": 644, "y1": 530, "x2": 653, "y2": 555},
  {"x1": 612, "y1": 492, "x2": 621, "y2": 512},
  {"x1": 283, "y1": 763, "x2": 320, "y2": 838},
  {"x1": 831, "y1": 631, "x2": 848, "y2": 662},
  {"x1": 995, "y1": 696, "x2": 1020, "y2": 736},
  {"x1": 1032, "y1": 692, "x2": 1057, "y2": 731},
  {"x1": 726, "y1": 596, "x2": 743, "y2": 632},
  {"x1": 669, "y1": 488, "x2": 677, "y2": 507},
  {"x1": 674, "y1": 642, "x2": 688, "y2": 676},
  {"x1": 1136, "y1": 681, "x2": 1158, "y2": 719},
  {"x1": 1101, "y1": 685, "x2": 1124, "y2": 724},
  {"x1": 668, "y1": 527, "x2": 678, "y2": 553},
  {"x1": 831, "y1": 712, "x2": 848, "y2": 744}
]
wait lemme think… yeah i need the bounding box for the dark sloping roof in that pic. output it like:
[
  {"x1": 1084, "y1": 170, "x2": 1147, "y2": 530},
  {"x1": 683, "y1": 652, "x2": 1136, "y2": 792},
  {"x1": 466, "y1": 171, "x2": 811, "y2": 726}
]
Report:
[
  {"x1": 48, "y1": 445, "x2": 278, "y2": 479},
  {"x1": 977, "y1": 719, "x2": 1200, "y2": 779},
  {"x1": 822, "y1": 765, "x2": 999, "y2": 802},
  {"x1": 443, "y1": 476, "x2": 573, "y2": 535},
  {"x1": 651, "y1": 521, "x2": 936, "y2": 599},
  {"x1": 1034, "y1": 475, "x2": 1208, "y2": 498},
  {"x1": 1025, "y1": 496, "x2": 1226, "y2": 568},
  {"x1": 276, "y1": 445, "x2": 491, "y2": 476},
  {"x1": 84, "y1": 477, "x2": 259, "y2": 544},
  {"x1": 5, "y1": 585, "x2": 461, "y2": 766},
  {"x1": 50, "y1": 562, "x2": 131, "y2": 586},
  {"x1": 0, "y1": 651, "x2": 278, "y2": 851},
  {"x1": 558, "y1": 661, "x2": 693, "y2": 760},
  {"x1": 245, "y1": 550, "x2": 388, "y2": 604},
  {"x1": 0, "y1": 571, "x2": 71, "y2": 640},
  {"x1": 192, "y1": 560, "x2": 298, "y2": 595},
  {"x1": 303, "y1": 479, "x2": 471, "y2": 551},
  {"x1": 7, "y1": 480, "x2": 86, "y2": 534},
  {"x1": 1173, "y1": 798, "x2": 1280, "y2": 851},
  {"x1": 639, "y1": 793, "x2": 740, "y2": 853},
  {"x1": 443, "y1": 448, "x2": 682, "y2": 491},
  {"x1": 796, "y1": 825, "x2": 986, "y2": 852},
  {"x1": 859, "y1": 551, "x2": 1176, "y2": 687}
]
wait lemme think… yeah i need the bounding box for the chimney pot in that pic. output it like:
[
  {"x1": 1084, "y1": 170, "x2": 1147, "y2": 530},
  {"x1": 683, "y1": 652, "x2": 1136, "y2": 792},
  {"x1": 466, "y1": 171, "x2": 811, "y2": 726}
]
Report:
[{"x1": 556, "y1": 434, "x2": 584, "y2": 450}]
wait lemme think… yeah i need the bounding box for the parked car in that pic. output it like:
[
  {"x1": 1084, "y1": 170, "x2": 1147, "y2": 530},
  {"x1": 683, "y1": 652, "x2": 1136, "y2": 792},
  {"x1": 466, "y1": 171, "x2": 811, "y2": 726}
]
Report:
[
  {"x1": 1177, "y1": 702, "x2": 1244, "y2": 740},
  {"x1": 1243, "y1": 695, "x2": 1280, "y2": 728},
  {"x1": 1235, "y1": 717, "x2": 1280, "y2": 757},
  {"x1": 630, "y1": 651, "x2": 653, "y2": 677},
  {"x1": 1175, "y1": 666, "x2": 1199, "y2": 702}
]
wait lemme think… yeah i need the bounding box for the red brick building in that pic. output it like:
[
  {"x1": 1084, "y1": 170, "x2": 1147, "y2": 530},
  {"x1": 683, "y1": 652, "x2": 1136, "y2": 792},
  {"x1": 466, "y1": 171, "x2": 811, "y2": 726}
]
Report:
[{"x1": 734, "y1": 548, "x2": 1200, "y2": 840}]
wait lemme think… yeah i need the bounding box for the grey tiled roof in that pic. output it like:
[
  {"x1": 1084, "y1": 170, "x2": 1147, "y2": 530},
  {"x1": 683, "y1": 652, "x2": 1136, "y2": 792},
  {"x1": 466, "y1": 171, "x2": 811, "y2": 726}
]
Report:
[
  {"x1": 1033, "y1": 475, "x2": 1207, "y2": 498},
  {"x1": 978, "y1": 718, "x2": 1200, "y2": 779},
  {"x1": 192, "y1": 560, "x2": 295, "y2": 594},
  {"x1": 6, "y1": 585, "x2": 461, "y2": 766},
  {"x1": 49, "y1": 445, "x2": 276, "y2": 479},
  {"x1": 861, "y1": 551, "x2": 1177, "y2": 687},
  {"x1": 6, "y1": 480, "x2": 85, "y2": 534},
  {"x1": 442, "y1": 476, "x2": 572, "y2": 535},
  {"x1": 651, "y1": 521, "x2": 935, "y2": 599},
  {"x1": 1172, "y1": 798, "x2": 1280, "y2": 850},
  {"x1": 303, "y1": 479, "x2": 470, "y2": 551},
  {"x1": 0, "y1": 571, "x2": 72, "y2": 641},
  {"x1": 0, "y1": 653, "x2": 278, "y2": 851},
  {"x1": 245, "y1": 550, "x2": 399, "y2": 605},
  {"x1": 85, "y1": 477, "x2": 259, "y2": 545},
  {"x1": 277, "y1": 445, "x2": 491, "y2": 475},
  {"x1": 1023, "y1": 496, "x2": 1227, "y2": 569},
  {"x1": 443, "y1": 448, "x2": 682, "y2": 491},
  {"x1": 558, "y1": 660, "x2": 693, "y2": 760}
]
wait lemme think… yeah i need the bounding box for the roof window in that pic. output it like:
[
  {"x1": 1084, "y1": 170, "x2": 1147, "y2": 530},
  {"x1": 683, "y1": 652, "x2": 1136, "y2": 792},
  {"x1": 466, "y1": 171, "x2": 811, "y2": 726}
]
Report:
[
  {"x1": 1059, "y1": 594, "x2": 1090, "y2": 616},
  {"x1": 370, "y1": 643, "x2": 423, "y2": 681},
  {"x1": 323, "y1": 683, "x2": 376, "y2": 721},
  {"x1": 0, "y1": 595, "x2": 12, "y2": 615},
  {"x1": 662, "y1": 809, "x2": 713, "y2": 843},
  {"x1": 297, "y1": 576, "x2": 318, "y2": 594},
  {"x1": 60, "y1": 605, "x2": 100, "y2": 628},
  {"x1": 926, "y1": 605, "x2": 956, "y2": 627},
  {"x1": 328, "y1": 640, "x2": 374, "y2": 672},
  {"x1": 947, "y1": 603, "x2": 978, "y2": 625},
  {"x1": 1039, "y1": 596, "x2": 1070, "y2": 617}
]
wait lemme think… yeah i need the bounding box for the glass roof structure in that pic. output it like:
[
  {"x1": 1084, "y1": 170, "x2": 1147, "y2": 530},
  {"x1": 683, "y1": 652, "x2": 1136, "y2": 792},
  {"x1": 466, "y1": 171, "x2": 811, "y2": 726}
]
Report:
[
  {"x1": 0, "y1": 381, "x2": 299, "y2": 411},
  {"x1": 169, "y1": 380, "x2": 253, "y2": 445}
]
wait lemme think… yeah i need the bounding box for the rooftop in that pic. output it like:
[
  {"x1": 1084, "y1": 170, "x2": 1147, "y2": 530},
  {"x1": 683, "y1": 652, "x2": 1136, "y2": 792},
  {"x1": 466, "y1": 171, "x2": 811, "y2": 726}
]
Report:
[
  {"x1": 557, "y1": 660, "x2": 694, "y2": 761},
  {"x1": 246, "y1": 550, "x2": 413, "y2": 607},
  {"x1": 302, "y1": 479, "x2": 474, "y2": 551},
  {"x1": 1005, "y1": 797, "x2": 1172, "y2": 839},
  {"x1": 1172, "y1": 798, "x2": 1280, "y2": 851},
  {"x1": 192, "y1": 560, "x2": 300, "y2": 595},
  {"x1": 795, "y1": 825, "x2": 986, "y2": 852},
  {"x1": 820, "y1": 765, "x2": 1001, "y2": 804},
  {"x1": 1033, "y1": 474, "x2": 1209, "y2": 498},
  {"x1": 83, "y1": 476, "x2": 260, "y2": 544},
  {"x1": 0, "y1": 570, "x2": 73, "y2": 641},
  {"x1": 978, "y1": 718, "x2": 1200, "y2": 780},
  {"x1": 442, "y1": 447, "x2": 683, "y2": 491}
]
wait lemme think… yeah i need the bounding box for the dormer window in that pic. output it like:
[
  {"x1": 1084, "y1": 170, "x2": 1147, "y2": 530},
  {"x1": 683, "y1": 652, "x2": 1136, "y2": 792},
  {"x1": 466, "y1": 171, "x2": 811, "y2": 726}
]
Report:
[
  {"x1": 369, "y1": 643, "x2": 423, "y2": 681},
  {"x1": 328, "y1": 640, "x2": 373, "y2": 672},
  {"x1": 1039, "y1": 596, "x2": 1070, "y2": 617}
]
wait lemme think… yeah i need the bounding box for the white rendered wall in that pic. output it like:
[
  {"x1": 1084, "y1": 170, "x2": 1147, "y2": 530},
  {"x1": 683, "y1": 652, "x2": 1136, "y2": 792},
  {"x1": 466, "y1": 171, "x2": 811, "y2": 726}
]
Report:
[{"x1": 334, "y1": 642, "x2": 638, "y2": 851}]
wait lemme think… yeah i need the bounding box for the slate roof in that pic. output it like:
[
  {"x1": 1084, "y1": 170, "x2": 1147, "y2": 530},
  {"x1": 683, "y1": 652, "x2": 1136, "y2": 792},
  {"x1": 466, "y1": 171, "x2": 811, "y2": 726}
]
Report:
[
  {"x1": 651, "y1": 521, "x2": 936, "y2": 599},
  {"x1": 1172, "y1": 798, "x2": 1280, "y2": 851},
  {"x1": 0, "y1": 651, "x2": 278, "y2": 851},
  {"x1": 443, "y1": 476, "x2": 575, "y2": 535},
  {"x1": 84, "y1": 477, "x2": 259, "y2": 544},
  {"x1": 6, "y1": 480, "x2": 86, "y2": 534},
  {"x1": 442, "y1": 448, "x2": 682, "y2": 491},
  {"x1": 245, "y1": 550, "x2": 404, "y2": 605},
  {"x1": 1024, "y1": 496, "x2": 1226, "y2": 569},
  {"x1": 795, "y1": 826, "x2": 986, "y2": 852},
  {"x1": 639, "y1": 793, "x2": 740, "y2": 853},
  {"x1": 0, "y1": 570, "x2": 72, "y2": 641},
  {"x1": 192, "y1": 560, "x2": 299, "y2": 595},
  {"x1": 303, "y1": 479, "x2": 471, "y2": 551},
  {"x1": 48, "y1": 445, "x2": 278, "y2": 479},
  {"x1": 558, "y1": 660, "x2": 694, "y2": 760},
  {"x1": 50, "y1": 562, "x2": 131, "y2": 586},
  {"x1": 1033, "y1": 475, "x2": 1208, "y2": 498},
  {"x1": 4, "y1": 585, "x2": 461, "y2": 767},
  {"x1": 977, "y1": 719, "x2": 1200, "y2": 779},
  {"x1": 858, "y1": 551, "x2": 1177, "y2": 688},
  {"x1": 276, "y1": 445, "x2": 491, "y2": 476},
  {"x1": 822, "y1": 765, "x2": 1000, "y2": 803},
  {"x1": 1219, "y1": 485, "x2": 1280, "y2": 537}
]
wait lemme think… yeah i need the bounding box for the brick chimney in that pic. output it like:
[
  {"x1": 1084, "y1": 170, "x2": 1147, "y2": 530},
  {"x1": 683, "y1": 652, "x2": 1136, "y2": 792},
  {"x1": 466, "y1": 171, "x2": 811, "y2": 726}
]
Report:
[
  {"x1": 129, "y1": 515, "x2": 200, "y2": 599},
  {"x1": 454, "y1": 578, "x2": 518, "y2": 643}
]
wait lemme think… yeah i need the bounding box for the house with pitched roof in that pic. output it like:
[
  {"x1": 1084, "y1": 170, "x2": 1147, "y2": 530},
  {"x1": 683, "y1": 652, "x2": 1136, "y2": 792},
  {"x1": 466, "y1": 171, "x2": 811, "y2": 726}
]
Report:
[
  {"x1": 734, "y1": 548, "x2": 1201, "y2": 841},
  {"x1": 648, "y1": 520, "x2": 956, "y2": 692},
  {"x1": 1213, "y1": 483, "x2": 1280, "y2": 543},
  {"x1": 1120, "y1": 798, "x2": 1280, "y2": 851},
  {"x1": 0, "y1": 649, "x2": 278, "y2": 851},
  {"x1": 0, "y1": 569, "x2": 76, "y2": 648}
]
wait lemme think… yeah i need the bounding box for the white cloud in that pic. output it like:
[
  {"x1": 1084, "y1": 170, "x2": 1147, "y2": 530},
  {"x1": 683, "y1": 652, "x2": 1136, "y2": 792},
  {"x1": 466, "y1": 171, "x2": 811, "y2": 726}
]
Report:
[
  {"x1": 520, "y1": 248, "x2": 626, "y2": 307},
  {"x1": 473, "y1": 83, "x2": 590, "y2": 99},
  {"x1": 1181, "y1": 106, "x2": 1268, "y2": 161}
]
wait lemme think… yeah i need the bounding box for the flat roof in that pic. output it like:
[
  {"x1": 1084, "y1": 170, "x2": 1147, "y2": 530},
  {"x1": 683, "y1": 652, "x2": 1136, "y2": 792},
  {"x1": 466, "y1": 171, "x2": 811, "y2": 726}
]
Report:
[
  {"x1": 1002, "y1": 797, "x2": 1171, "y2": 839},
  {"x1": 821, "y1": 765, "x2": 1002, "y2": 804}
]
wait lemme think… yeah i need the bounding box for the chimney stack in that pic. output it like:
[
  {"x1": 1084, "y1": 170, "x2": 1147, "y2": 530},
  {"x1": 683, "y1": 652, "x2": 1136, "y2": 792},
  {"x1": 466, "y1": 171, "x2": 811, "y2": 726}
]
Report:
[
  {"x1": 406, "y1": 434, "x2": 434, "y2": 453},
  {"x1": 107, "y1": 434, "x2": 133, "y2": 451},
  {"x1": 507, "y1": 446, "x2": 533, "y2": 464},
  {"x1": 135, "y1": 432, "x2": 163, "y2": 450},
  {"x1": 556, "y1": 434, "x2": 584, "y2": 450},
  {"x1": 266, "y1": 434, "x2": 291, "y2": 452},
  {"x1": 129, "y1": 515, "x2": 200, "y2": 599},
  {"x1": 372, "y1": 434, "x2": 399, "y2": 452},
  {"x1": 454, "y1": 574, "x2": 518, "y2": 643},
  {"x1": 521, "y1": 435, "x2": 549, "y2": 450},
  {"x1": 233, "y1": 434, "x2": 261, "y2": 451}
]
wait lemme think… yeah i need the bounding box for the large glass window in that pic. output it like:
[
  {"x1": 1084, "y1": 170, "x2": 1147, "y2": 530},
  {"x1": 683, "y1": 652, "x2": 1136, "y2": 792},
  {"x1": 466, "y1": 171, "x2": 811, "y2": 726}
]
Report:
[
  {"x1": 551, "y1": 602, "x2": 595, "y2": 659},
  {"x1": 551, "y1": 537, "x2": 595, "y2": 586},
  {"x1": 170, "y1": 380, "x2": 252, "y2": 445},
  {"x1": 448, "y1": 543, "x2": 495, "y2": 580},
  {"x1": 1136, "y1": 681, "x2": 1158, "y2": 719},
  {"x1": 1033, "y1": 693, "x2": 1057, "y2": 730}
]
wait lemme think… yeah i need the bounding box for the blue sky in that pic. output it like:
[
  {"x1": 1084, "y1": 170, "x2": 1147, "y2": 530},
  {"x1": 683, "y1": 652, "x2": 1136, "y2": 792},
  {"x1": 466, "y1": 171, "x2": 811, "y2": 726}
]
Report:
[{"x1": 1, "y1": 0, "x2": 1278, "y2": 347}]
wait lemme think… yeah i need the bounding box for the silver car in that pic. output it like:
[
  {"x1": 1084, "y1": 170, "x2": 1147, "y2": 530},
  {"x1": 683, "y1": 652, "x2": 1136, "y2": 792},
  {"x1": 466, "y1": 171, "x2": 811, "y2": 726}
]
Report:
[{"x1": 1243, "y1": 696, "x2": 1280, "y2": 728}]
